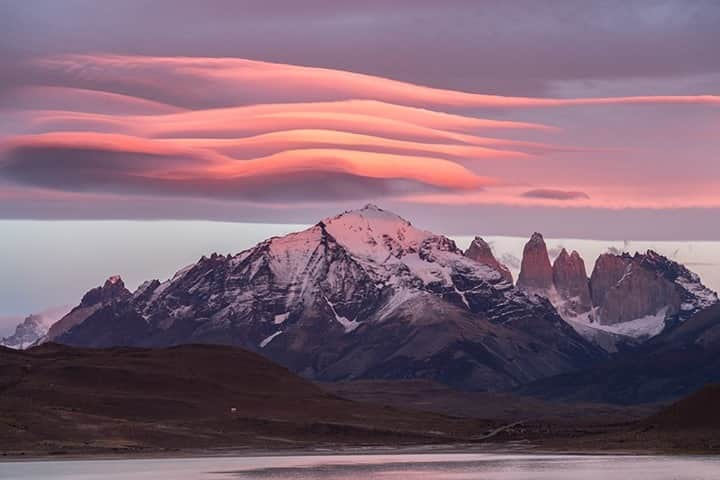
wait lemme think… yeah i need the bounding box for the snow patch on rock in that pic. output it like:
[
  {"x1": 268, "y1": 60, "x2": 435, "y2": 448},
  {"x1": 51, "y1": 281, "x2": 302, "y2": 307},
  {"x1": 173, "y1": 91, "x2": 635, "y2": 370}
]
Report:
[
  {"x1": 260, "y1": 331, "x2": 283, "y2": 348},
  {"x1": 325, "y1": 297, "x2": 360, "y2": 333},
  {"x1": 273, "y1": 312, "x2": 290, "y2": 325}
]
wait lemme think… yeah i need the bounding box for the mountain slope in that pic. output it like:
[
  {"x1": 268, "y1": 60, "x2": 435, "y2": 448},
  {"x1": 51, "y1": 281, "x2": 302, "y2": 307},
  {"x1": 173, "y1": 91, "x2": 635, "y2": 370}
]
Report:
[
  {"x1": 520, "y1": 303, "x2": 720, "y2": 404},
  {"x1": 51, "y1": 205, "x2": 604, "y2": 391},
  {"x1": 44, "y1": 276, "x2": 130, "y2": 343}
]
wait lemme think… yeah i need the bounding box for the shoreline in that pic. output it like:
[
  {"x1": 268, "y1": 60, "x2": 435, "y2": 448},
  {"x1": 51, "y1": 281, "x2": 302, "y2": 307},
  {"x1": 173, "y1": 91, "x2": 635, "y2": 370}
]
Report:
[{"x1": 0, "y1": 442, "x2": 674, "y2": 463}]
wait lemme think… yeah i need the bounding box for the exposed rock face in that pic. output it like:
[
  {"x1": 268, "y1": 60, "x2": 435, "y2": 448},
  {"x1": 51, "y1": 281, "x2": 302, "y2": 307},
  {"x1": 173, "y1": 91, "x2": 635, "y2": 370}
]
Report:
[
  {"x1": 515, "y1": 239, "x2": 717, "y2": 351},
  {"x1": 590, "y1": 250, "x2": 717, "y2": 327},
  {"x1": 44, "y1": 276, "x2": 131, "y2": 342},
  {"x1": 50, "y1": 205, "x2": 604, "y2": 391},
  {"x1": 549, "y1": 249, "x2": 719, "y2": 352},
  {"x1": 552, "y1": 249, "x2": 592, "y2": 315},
  {"x1": 80, "y1": 275, "x2": 129, "y2": 306},
  {"x1": 464, "y1": 236, "x2": 513, "y2": 283},
  {"x1": 516, "y1": 234, "x2": 592, "y2": 317},
  {"x1": 589, "y1": 253, "x2": 633, "y2": 307},
  {"x1": 598, "y1": 263, "x2": 680, "y2": 326},
  {"x1": 517, "y1": 233, "x2": 553, "y2": 291}
]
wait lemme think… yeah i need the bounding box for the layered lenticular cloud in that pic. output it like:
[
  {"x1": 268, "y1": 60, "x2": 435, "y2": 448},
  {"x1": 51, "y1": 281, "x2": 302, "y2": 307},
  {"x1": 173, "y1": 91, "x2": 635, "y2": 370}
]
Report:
[
  {"x1": 1, "y1": 53, "x2": 719, "y2": 211},
  {"x1": 32, "y1": 54, "x2": 720, "y2": 109}
]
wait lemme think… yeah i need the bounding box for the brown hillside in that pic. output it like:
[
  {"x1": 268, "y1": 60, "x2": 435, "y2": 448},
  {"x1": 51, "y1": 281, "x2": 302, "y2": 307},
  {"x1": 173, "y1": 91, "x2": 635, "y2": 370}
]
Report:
[{"x1": 0, "y1": 343, "x2": 495, "y2": 456}]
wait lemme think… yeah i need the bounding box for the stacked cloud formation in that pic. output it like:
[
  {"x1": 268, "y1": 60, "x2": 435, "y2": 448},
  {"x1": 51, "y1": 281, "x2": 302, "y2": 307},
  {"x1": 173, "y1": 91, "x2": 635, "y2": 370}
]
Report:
[{"x1": 1, "y1": 54, "x2": 719, "y2": 212}]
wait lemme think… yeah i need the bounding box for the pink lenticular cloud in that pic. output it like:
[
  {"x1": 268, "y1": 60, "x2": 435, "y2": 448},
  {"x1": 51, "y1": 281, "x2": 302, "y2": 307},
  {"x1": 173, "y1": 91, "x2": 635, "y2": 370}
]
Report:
[
  {"x1": 7, "y1": 106, "x2": 597, "y2": 154},
  {"x1": 1, "y1": 132, "x2": 492, "y2": 197},
  {"x1": 34, "y1": 54, "x2": 720, "y2": 110},
  {"x1": 0, "y1": 86, "x2": 185, "y2": 115},
  {"x1": 1, "y1": 52, "x2": 719, "y2": 218},
  {"x1": 210, "y1": 149, "x2": 493, "y2": 189},
  {"x1": 193, "y1": 100, "x2": 554, "y2": 131},
  {"x1": 167, "y1": 130, "x2": 533, "y2": 161}
]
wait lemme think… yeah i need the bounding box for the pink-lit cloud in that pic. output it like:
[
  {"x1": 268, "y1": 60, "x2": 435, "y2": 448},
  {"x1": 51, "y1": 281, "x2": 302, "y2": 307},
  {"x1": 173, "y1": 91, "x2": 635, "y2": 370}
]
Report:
[
  {"x1": 0, "y1": 86, "x2": 184, "y2": 115},
  {"x1": 1, "y1": 53, "x2": 719, "y2": 219},
  {"x1": 165, "y1": 130, "x2": 533, "y2": 161},
  {"x1": 32, "y1": 54, "x2": 720, "y2": 110},
  {"x1": 22, "y1": 109, "x2": 545, "y2": 148},
  {"x1": 1, "y1": 132, "x2": 492, "y2": 201},
  {"x1": 401, "y1": 184, "x2": 720, "y2": 210},
  {"x1": 521, "y1": 189, "x2": 591, "y2": 201}
]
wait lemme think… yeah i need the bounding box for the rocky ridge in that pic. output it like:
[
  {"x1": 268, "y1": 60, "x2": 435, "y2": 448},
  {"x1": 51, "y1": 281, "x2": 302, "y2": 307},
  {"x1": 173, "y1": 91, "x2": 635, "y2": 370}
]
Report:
[
  {"x1": 42, "y1": 276, "x2": 130, "y2": 343},
  {"x1": 464, "y1": 236, "x2": 513, "y2": 284},
  {"x1": 515, "y1": 234, "x2": 717, "y2": 350}
]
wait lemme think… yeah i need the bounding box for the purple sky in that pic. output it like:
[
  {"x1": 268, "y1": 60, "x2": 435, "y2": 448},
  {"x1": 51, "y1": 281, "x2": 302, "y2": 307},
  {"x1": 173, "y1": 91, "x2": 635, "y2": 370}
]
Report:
[
  {"x1": 1, "y1": 1, "x2": 720, "y2": 237},
  {"x1": 1, "y1": 1, "x2": 720, "y2": 320}
]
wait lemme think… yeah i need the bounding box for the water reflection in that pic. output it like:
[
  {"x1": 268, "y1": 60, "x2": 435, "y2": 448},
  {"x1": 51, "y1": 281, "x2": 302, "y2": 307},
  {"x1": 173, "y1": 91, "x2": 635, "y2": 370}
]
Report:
[{"x1": 2, "y1": 453, "x2": 720, "y2": 480}]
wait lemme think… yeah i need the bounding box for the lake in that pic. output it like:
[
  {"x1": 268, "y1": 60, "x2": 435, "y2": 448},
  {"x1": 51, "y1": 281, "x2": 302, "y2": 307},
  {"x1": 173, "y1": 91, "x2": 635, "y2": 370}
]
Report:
[{"x1": 2, "y1": 453, "x2": 719, "y2": 479}]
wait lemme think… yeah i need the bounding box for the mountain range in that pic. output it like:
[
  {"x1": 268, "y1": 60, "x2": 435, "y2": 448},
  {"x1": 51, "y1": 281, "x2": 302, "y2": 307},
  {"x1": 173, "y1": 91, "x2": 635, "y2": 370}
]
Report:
[
  {"x1": 0, "y1": 306, "x2": 69, "y2": 349},
  {"x1": 522, "y1": 303, "x2": 720, "y2": 404},
  {"x1": 513, "y1": 232, "x2": 717, "y2": 352},
  {"x1": 6, "y1": 205, "x2": 719, "y2": 399}
]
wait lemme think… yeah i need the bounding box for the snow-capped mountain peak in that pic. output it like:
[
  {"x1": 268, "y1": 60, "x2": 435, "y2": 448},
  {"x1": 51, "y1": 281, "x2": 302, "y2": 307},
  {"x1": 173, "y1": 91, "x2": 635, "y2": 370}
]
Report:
[
  {"x1": 1, "y1": 305, "x2": 71, "y2": 349},
  {"x1": 46, "y1": 205, "x2": 605, "y2": 392},
  {"x1": 322, "y1": 204, "x2": 431, "y2": 263},
  {"x1": 320, "y1": 205, "x2": 507, "y2": 291}
]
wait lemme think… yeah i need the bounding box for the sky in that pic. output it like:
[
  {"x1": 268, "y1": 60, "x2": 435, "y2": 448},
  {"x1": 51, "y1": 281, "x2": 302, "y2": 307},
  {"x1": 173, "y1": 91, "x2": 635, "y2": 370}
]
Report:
[{"x1": 1, "y1": 1, "x2": 719, "y2": 323}]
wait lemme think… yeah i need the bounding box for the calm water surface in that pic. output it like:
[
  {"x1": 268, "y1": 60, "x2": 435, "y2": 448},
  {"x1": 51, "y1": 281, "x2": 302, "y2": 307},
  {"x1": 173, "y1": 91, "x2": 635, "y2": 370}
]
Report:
[{"x1": 2, "y1": 453, "x2": 719, "y2": 479}]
